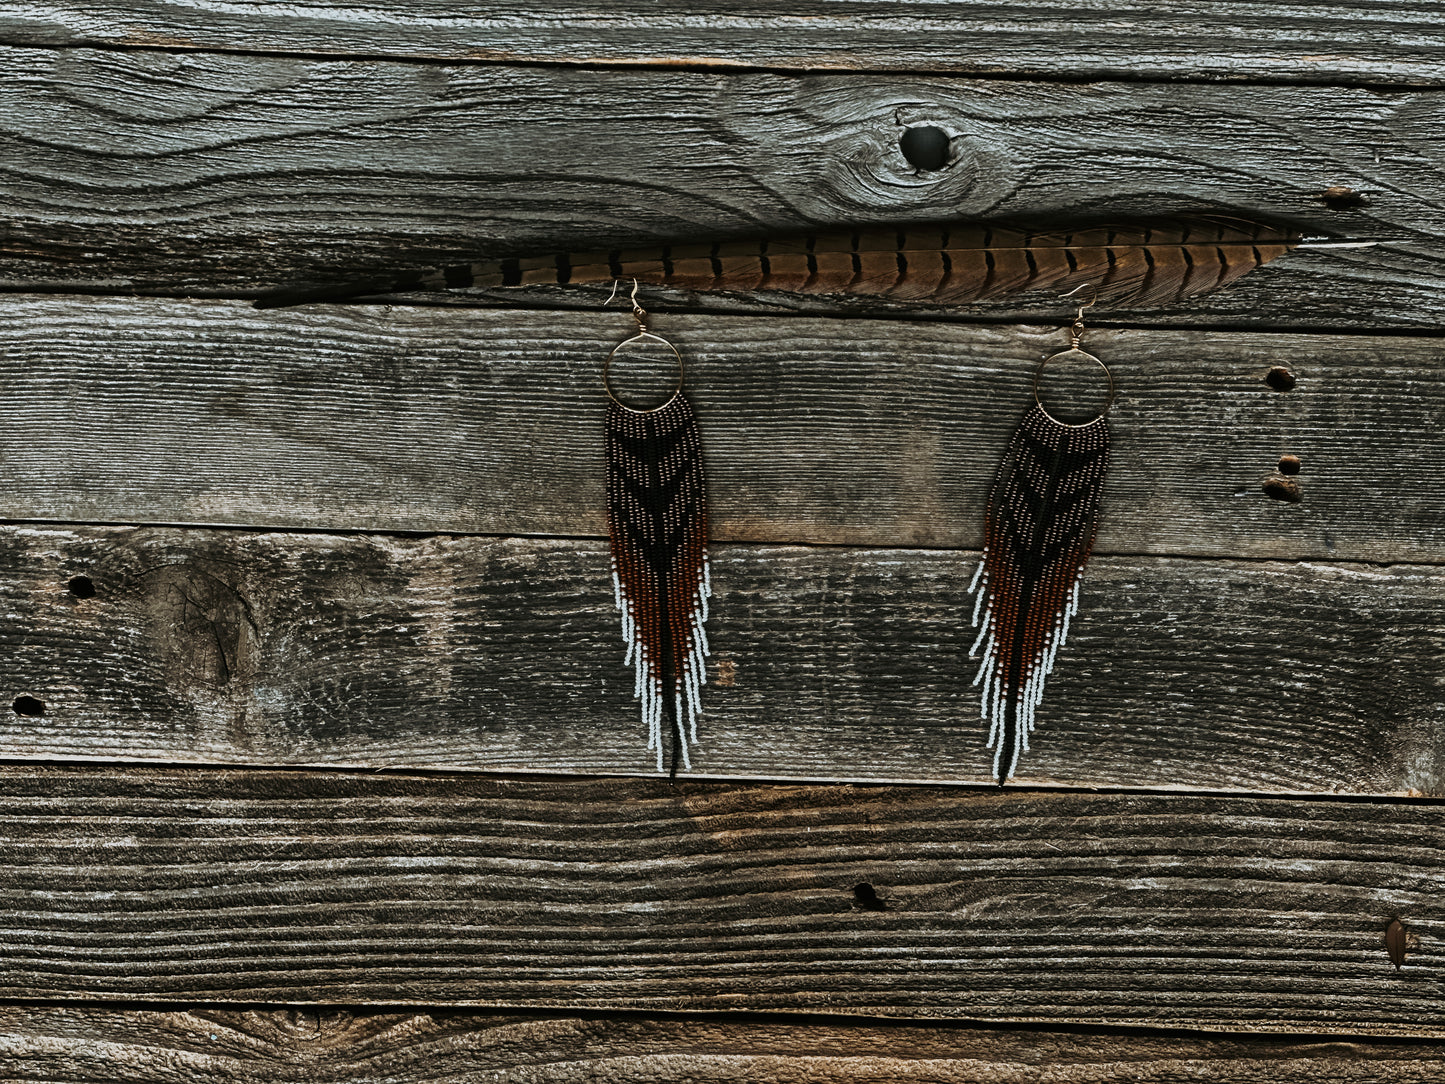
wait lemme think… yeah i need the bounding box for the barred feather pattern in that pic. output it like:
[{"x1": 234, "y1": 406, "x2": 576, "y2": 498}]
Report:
[
  {"x1": 254, "y1": 218, "x2": 1302, "y2": 309},
  {"x1": 606, "y1": 392, "x2": 711, "y2": 774},
  {"x1": 968, "y1": 405, "x2": 1109, "y2": 784}
]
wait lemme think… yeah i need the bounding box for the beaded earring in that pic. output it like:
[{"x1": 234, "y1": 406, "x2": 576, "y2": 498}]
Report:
[
  {"x1": 603, "y1": 285, "x2": 712, "y2": 777},
  {"x1": 967, "y1": 290, "x2": 1113, "y2": 784}
]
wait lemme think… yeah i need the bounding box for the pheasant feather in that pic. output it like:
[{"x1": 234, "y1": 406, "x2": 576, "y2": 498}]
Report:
[
  {"x1": 968, "y1": 405, "x2": 1110, "y2": 784},
  {"x1": 606, "y1": 392, "x2": 710, "y2": 775},
  {"x1": 254, "y1": 217, "x2": 1305, "y2": 309}
]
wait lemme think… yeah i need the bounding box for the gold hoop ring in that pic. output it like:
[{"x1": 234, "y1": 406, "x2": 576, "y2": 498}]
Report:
[
  {"x1": 603, "y1": 330, "x2": 685, "y2": 413},
  {"x1": 1033, "y1": 347, "x2": 1114, "y2": 427}
]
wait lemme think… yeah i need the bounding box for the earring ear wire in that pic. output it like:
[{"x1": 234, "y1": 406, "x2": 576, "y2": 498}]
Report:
[
  {"x1": 1033, "y1": 287, "x2": 1114, "y2": 426},
  {"x1": 602, "y1": 286, "x2": 684, "y2": 411}
]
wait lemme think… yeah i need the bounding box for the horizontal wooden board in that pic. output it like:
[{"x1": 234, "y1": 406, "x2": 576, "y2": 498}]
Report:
[
  {"x1": 2, "y1": 526, "x2": 1441, "y2": 795},
  {"x1": 0, "y1": 49, "x2": 1440, "y2": 328},
  {"x1": 0, "y1": 769, "x2": 1440, "y2": 1033},
  {"x1": 4, "y1": 296, "x2": 1444, "y2": 563},
  {"x1": 7, "y1": 1, "x2": 1445, "y2": 86},
  {"x1": 4, "y1": 1005, "x2": 1445, "y2": 1083}
]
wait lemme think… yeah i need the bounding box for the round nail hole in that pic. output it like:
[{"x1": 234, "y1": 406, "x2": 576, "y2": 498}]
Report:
[
  {"x1": 1262, "y1": 476, "x2": 1302, "y2": 503},
  {"x1": 852, "y1": 882, "x2": 887, "y2": 911},
  {"x1": 1319, "y1": 185, "x2": 1370, "y2": 211},
  {"x1": 1278, "y1": 455, "x2": 1302, "y2": 476},
  {"x1": 900, "y1": 126, "x2": 951, "y2": 171},
  {"x1": 1265, "y1": 366, "x2": 1296, "y2": 392},
  {"x1": 12, "y1": 696, "x2": 45, "y2": 717},
  {"x1": 68, "y1": 576, "x2": 96, "y2": 599}
]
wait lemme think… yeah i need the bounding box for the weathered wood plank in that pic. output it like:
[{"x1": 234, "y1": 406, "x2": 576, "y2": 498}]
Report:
[
  {"x1": 4, "y1": 296, "x2": 1443, "y2": 564},
  {"x1": 0, "y1": 49, "x2": 1440, "y2": 328},
  {"x1": 6, "y1": 1, "x2": 1445, "y2": 87},
  {"x1": 5, "y1": 1005, "x2": 1445, "y2": 1082},
  {"x1": 0, "y1": 769, "x2": 1439, "y2": 1034},
  {"x1": 2, "y1": 526, "x2": 1441, "y2": 795}
]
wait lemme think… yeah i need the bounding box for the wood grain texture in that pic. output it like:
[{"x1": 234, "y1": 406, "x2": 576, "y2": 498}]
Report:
[
  {"x1": 0, "y1": 769, "x2": 1440, "y2": 1033},
  {"x1": 4, "y1": 296, "x2": 1444, "y2": 563},
  {"x1": 0, "y1": 48, "x2": 1440, "y2": 328},
  {"x1": 6, "y1": 1, "x2": 1445, "y2": 87},
  {"x1": 5, "y1": 1005, "x2": 1445, "y2": 1083},
  {"x1": 2, "y1": 526, "x2": 1441, "y2": 795}
]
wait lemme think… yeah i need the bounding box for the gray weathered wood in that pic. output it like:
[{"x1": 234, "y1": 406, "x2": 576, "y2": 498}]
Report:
[
  {"x1": 4, "y1": 1004, "x2": 1445, "y2": 1082},
  {"x1": 0, "y1": 6, "x2": 1439, "y2": 1058},
  {"x1": 0, "y1": 48, "x2": 1440, "y2": 328},
  {"x1": 5, "y1": 1, "x2": 1445, "y2": 87},
  {"x1": 0, "y1": 769, "x2": 1439, "y2": 1034},
  {"x1": 4, "y1": 296, "x2": 1444, "y2": 563},
  {"x1": 2, "y1": 526, "x2": 1441, "y2": 795}
]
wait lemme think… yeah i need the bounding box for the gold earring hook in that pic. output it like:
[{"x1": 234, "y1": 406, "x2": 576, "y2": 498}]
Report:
[
  {"x1": 605, "y1": 278, "x2": 648, "y2": 332},
  {"x1": 1061, "y1": 283, "x2": 1099, "y2": 349}
]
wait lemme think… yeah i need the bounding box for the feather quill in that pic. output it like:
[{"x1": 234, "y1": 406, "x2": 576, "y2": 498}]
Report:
[{"x1": 254, "y1": 217, "x2": 1305, "y2": 309}]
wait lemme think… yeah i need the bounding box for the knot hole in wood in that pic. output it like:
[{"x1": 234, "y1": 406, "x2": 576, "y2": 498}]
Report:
[
  {"x1": 797, "y1": 99, "x2": 1000, "y2": 212},
  {"x1": 140, "y1": 563, "x2": 260, "y2": 691},
  {"x1": 900, "y1": 125, "x2": 952, "y2": 172}
]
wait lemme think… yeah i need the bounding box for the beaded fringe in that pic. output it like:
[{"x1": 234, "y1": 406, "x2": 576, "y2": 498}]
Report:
[
  {"x1": 968, "y1": 555, "x2": 1084, "y2": 782},
  {"x1": 614, "y1": 556, "x2": 711, "y2": 772},
  {"x1": 605, "y1": 392, "x2": 711, "y2": 773},
  {"x1": 968, "y1": 404, "x2": 1109, "y2": 783}
]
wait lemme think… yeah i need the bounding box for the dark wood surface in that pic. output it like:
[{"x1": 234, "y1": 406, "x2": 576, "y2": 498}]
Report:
[
  {"x1": 0, "y1": 768, "x2": 1437, "y2": 1034},
  {"x1": 3, "y1": 1004, "x2": 1445, "y2": 1083},
  {"x1": 1, "y1": 526, "x2": 1441, "y2": 794},
  {"x1": 3, "y1": 0, "x2": 1443, "y2": 1070},
  {"x1": 2, "y1": 297, "x2": 1441, "y2": 563},
  {"x1": 6, "y1": 1, "x2": 1444, "y2": 86},
  {"x1": 0, "y1": 48, "x2": 1439, "y2": 328}
]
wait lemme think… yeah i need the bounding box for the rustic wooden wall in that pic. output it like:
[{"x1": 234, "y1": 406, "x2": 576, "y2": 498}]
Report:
[{"x1": 1, "y1": 3, "x2": 1442, "y2": 1079}]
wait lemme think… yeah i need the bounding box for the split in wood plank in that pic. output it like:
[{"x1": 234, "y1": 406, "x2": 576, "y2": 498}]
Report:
[
  {"x1": 0, "y1": 49, "x2": 1439, "y2": 327},
  {"x1": 0, "y1": 526, "x2": 1440, "y2": 794}
]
